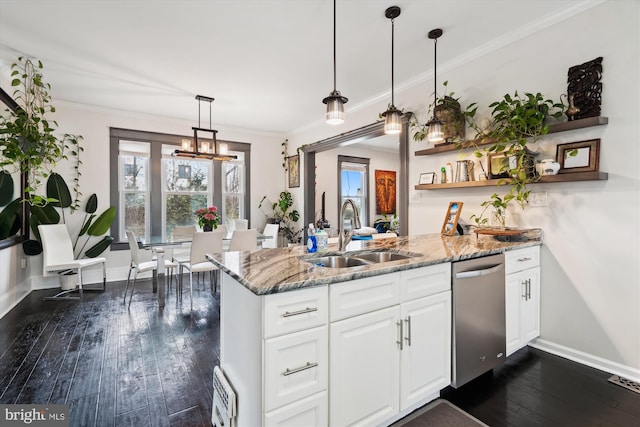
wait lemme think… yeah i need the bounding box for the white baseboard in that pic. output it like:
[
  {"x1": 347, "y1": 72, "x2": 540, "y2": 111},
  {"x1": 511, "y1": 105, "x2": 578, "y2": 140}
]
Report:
[
  {"x1": 530, "y1": 338, "x2": 640, "y2": 383},
  {"x1": 0, "y1": 281, "x2": 31, "y2": 319}
]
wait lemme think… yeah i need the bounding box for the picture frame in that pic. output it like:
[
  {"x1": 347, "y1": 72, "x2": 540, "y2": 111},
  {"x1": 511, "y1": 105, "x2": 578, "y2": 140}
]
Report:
[
  {"x1": 287, "y1": 155, "x2": 300, "y2": 188},
  {"x1": 441, "y1": 201, "x2": 463, "y2": 236},
  {"x1": 419, "y1": 172, "x2": 436, "y2": 185},
  {"x1": 556, "y1": 139, "x2": 600, "y2": 173}
]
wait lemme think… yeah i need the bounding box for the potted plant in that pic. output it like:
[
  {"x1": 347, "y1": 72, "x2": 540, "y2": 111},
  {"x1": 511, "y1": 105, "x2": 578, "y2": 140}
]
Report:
[
  {"x1": 467, "y1": 91, "x2": 564, "y2": 227},
  {"x1": 194, "y1": 206, "x2": 221, "y2": 231},
  {"x1": 409, "y1": 81, "x2": 478, "y2": 144},
  {"x1": 259, "y1": 191, "x2": 301, "y2": 246},
  {"x1": 0, "y1": 57, "x2": 82, "y2": 208}
]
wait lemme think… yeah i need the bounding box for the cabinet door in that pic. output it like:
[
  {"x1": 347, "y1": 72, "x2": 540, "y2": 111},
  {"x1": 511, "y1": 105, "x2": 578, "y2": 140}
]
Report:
[
  {"x1": 505, "y1": 271, "x2": 524, "y2": 356},
  {"x1": 400, "y1": 291, "x2": 451, "y2": 411},
  {"x1": 505, "y1": 267, "x2": 540, "y2": 356},
  {"x1": 330, "y1": 306, "x2": 400, "y2": 427},
  {"x1": 520, "y1": 267, "x2": 540, "y2": 344}
]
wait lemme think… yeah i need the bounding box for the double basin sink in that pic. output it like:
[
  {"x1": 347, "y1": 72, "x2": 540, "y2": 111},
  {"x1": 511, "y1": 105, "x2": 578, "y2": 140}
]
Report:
[{"x1": 303, "y1": 250, "x2": 420, "y2": 268}]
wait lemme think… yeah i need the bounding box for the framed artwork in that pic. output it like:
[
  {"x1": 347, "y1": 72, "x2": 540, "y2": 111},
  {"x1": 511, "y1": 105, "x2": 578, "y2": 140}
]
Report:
[
  {"x1": 556, "y1": 139, "x2": 600, "y2": 173},
  {"x1": 441, "y1": 201, "x2": 463, "y2": 236},
  {"x1": 287, "y1": 155, "x2": 300, "y2": 188},
  {"x1": 375, "y1": 169, "x2": 396, "y2": 214},
  {"x1": 419, "y1": 172, "x2": 436, "y2": 185}
]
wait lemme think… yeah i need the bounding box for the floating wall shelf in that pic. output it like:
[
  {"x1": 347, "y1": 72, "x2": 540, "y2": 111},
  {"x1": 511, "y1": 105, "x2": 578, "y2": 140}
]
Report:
[
  {"x1": 414, "y1": 116, "x2": 609, "y2": 157},
  {"x1": 414, "y1": 171, "x2": 608, "y2": 190}
]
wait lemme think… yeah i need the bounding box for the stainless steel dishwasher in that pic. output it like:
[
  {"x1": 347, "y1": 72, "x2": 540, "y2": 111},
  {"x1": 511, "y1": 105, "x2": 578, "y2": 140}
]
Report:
[{"x1": 451, "y1": 253, "x2": 506, "y2": 388}]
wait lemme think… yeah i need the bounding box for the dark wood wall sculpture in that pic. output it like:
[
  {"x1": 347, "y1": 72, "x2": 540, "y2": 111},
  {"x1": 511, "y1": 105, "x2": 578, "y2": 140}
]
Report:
[{"x1": 566, "y1": 56, "x2": 603, "y2": 121}]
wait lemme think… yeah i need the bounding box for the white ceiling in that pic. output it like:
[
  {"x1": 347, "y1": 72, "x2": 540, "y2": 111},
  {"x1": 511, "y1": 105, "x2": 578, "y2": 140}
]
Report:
[{"x1": 0, "y1": 0, "x2": 599, "y2": 135}]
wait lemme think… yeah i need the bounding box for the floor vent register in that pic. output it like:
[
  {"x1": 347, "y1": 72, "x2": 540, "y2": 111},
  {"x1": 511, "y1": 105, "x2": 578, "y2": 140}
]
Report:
[
  {"x1": 608, "y1": 375, "x2": 640, "y2": 394},
  {"x1": 212, "y1": 366, "x2": 237, "y2": 427}
]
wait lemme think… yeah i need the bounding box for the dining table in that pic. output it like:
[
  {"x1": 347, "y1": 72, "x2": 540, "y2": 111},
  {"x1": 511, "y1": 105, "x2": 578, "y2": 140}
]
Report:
[{"x1": 142, "y1": 232, "x2": 272, "y2": 308}]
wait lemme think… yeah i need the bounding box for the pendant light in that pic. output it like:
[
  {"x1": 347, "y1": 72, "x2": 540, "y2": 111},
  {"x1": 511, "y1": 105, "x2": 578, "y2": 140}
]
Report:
[
  {"x1": 322, "y1": 0, "x2": 348, "y2": 125},
  {"x1": 426, "y1": 28, "x2": 444, "y2": 144},
  {"x1": 382, "y1": 6, "x2": 402, "y2": 135},
  {"x1": 173, "y1": 95, "x2": 237, "y2": 161}
]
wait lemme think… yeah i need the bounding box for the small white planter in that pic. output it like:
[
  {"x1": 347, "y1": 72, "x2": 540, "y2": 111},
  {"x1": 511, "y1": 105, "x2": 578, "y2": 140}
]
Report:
[{"x1": 60, "y1": 272, "x2": 79, "y2": 290}]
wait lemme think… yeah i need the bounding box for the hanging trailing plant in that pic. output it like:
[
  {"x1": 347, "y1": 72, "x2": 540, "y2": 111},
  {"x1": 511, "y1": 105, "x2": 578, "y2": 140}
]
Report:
[
  {"x1": 468, "y1": 91, "x2": 564, "y2": 227},
  {"x1": 0, "y1": 57, "x2": 83, "y2": 207}
]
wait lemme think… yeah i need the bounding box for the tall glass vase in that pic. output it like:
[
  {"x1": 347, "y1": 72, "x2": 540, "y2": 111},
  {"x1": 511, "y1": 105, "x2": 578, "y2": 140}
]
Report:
[{"x1": 491, "y1": 209, "x2": 506, "y2": 229}]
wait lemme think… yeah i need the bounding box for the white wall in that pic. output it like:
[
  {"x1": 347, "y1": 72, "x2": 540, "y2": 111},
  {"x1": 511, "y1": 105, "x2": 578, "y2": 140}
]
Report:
[
  {"x1": 0, "y1": 102, "x2": 284, "y2": 315},
  {"x1": 315, "y1": 144, "x2": 400, "y2": 233},
  {"x1": 289, "y1": 2, "x2": 640, "y2": 377}
]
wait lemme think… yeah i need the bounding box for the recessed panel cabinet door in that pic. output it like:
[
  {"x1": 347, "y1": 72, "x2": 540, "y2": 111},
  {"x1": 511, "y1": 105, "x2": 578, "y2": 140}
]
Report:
[
  {"x1": 330, "y1": 306, "x2": 400, "y2": 427},
  {"x1": 400, "y1": 291, "x2": 451, "y2": 410}
]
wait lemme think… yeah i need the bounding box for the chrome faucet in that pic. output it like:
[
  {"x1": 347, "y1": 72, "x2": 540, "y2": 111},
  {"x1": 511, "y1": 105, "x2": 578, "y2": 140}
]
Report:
[{"x1": 339, "y1": 199, "x2": 362, "y2": 251}]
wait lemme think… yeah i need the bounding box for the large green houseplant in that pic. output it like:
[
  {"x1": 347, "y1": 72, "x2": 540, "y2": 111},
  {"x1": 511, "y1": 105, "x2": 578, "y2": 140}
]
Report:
[
  {"x1": 23, "y1": 172, "x2": 115, "y2": 257},
  {"x1": 0, "y1": 57, "x2": 82, "y2": 208},
  {"x1": 259, "y1": 191, "x2": 301, "y2": 245},
  {"x1": 0, "y1": 57, "x2": 114, "y2": 256},
  {"x1": 468, "y1": 91, "x2": 564, "y2": 227}
]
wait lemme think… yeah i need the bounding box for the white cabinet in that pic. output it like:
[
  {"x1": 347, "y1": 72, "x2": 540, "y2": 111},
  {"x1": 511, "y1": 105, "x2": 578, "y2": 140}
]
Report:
[
  {"x1": 330, "y1": 306, "x2": 400, "y2": 427},
  {"x1": 505, "y1": 247, "x2": 541, "y2": 356},
  {"x1": 329, "y1": 264, "x2": 451, "y2": 426},
  {"x1": 400, "y1": 291, "x2": 451, "y2": 410},
  {"x1": 220, "y1": 279, "x2": 328, "y2": 427}
]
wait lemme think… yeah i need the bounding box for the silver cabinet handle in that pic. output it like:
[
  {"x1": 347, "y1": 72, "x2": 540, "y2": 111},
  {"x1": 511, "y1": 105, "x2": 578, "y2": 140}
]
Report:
[
  {"x1": 397, "y1": 320, "x2": 404, "y2": 350},
  {"x1": 404, "y1": 316, "x2": 412, "y2": 347},
  {"x1": 517, "y1": 257, "x2": 532, "y2": 262},
  {"x1": 282, "y1": 362, "x2": 318, "y2": 376},
  {"x1": 455, "y1": 263, "x2": 503, "y2": 279},
  {"x1": 526, "y1": 278, "x2": 531, "y2": 300},
  {"x1": 281, "y1": 307, "x2": 318, "y2": 317}
]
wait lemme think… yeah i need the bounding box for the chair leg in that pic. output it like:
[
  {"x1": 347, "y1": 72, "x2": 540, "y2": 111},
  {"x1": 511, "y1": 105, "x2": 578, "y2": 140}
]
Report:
[
  {"x1": 78, "y1": 269, "x2": 84, "y2": 301},
  {"x1": 123, "y1": 266, "x2": 133, "y2": 303},
  {"x1": 128, "y1": 272, "x2": 139, "y2": 309},
  {"x1": 189, "y1": 270, "x2": 194, "y2": 310}
]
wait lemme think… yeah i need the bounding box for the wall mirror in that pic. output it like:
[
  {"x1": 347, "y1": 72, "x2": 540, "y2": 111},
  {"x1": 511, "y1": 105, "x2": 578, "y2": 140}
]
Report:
[
  {"x1": 0, "y1": 87, "x2": 27, "y2": 250},
  {"x1": 301, "y1": 120, "x2": 409, "y2": 237}
]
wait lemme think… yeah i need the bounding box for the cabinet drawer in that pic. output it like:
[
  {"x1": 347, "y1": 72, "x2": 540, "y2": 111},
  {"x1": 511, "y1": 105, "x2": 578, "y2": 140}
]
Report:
[
  {"x1": 264, "y1": 286, "x2": 328, "y2": 339},
  {"x1": 264, "y1": 327, "x2": 328, "y2": 412},
  {"x1": 264, "y1": 391, "x2": 327, "y2": 427},
  {"x1": 400, "y1": 263, "x2": 451, "y2": 302},
  {"x1": 505, "y1": 246, "x2": 540, "y2": 274},
  {"x1": 330, "y1": 273, "x2": 400, "y2": 322}
]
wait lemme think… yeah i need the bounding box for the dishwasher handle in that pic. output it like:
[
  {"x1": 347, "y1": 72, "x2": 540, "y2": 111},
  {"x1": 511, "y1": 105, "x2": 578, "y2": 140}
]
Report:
[{"x1": 455, "y1": 263, "x2": 503, "y2": 279}]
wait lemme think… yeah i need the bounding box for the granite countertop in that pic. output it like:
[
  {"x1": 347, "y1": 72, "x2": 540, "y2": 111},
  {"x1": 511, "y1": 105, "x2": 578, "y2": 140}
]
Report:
[{"x1": 206, "y1": 229, "x2": 543, "y2": 296}]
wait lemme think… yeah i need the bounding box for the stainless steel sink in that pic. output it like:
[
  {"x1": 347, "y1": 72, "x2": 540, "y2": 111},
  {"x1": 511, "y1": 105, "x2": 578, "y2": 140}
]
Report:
[
  {"x1": 304, "y1": 256, "x2": 372, "y2": 268},
  {"x1": 352, "y1": 252, "x2": 414, "y2": 263},
  {"x1": 303, "y1": 250, "x2": 420, "y2": 268}
]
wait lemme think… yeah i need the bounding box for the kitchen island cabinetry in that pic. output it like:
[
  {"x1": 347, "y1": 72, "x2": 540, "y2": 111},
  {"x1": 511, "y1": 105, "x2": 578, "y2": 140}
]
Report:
[
  {"x1": 505, "y1": 246, "x2": 541, "y2": 356},
  {"x1": 329, "y1": 264, "x2": 451, "y2": 426},
  {"x1": 210, "y1": 232, "x2": 543, "y2": 426}
]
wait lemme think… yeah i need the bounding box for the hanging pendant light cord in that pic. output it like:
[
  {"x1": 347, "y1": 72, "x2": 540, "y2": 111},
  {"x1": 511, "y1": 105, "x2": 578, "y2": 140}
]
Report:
[
  {"x1": 433, "y1": 36, "x2": 437, "y2": 107},
  {"x1": 391, "y1": 16, "x2": 395, "y2": 106},
  {"x1": 332, "y1": 0, "x2": 337, "y2": 92}
]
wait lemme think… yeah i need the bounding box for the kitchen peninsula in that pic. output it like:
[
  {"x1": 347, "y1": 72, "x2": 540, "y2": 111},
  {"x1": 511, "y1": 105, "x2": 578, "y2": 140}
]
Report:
[{"x1": 206, "y1": 231, "x2": 542, "y2": 426}]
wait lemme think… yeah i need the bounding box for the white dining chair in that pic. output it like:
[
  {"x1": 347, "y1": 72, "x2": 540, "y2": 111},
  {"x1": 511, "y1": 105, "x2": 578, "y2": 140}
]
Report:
[
  {"x1": 39, "y1": 224, "x2": 107, "y2": 301},
  {"x1": 234, "y1": 218, "x2": 248, "y2": 231},
  {"x1": 177, "y1": 231, "x2": 224, "y2": 310},
  {"x1": 124, "y1": 231, "x2": 178, "y2": 308},
  {"x1": 173, "y1": 225, "x2": 197, "y2": 241},
  {"x1": 229, "y1": 228, "x2": 258, "y2": 252},
  {"x1": 261, "y1": 223, "x2": 279, "y2": 249}
]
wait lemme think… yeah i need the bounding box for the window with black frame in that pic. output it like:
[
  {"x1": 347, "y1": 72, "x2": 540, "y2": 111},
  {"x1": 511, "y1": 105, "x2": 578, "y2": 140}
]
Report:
[{"x1": 109, "y1": 128, "x2": 251, "y2": 250}]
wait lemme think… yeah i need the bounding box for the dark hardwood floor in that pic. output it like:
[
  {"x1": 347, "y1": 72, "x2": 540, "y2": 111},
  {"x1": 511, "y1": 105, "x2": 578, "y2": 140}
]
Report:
[{"x1": 1, "y1": 279, "x2": 639, "y2": 427}]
